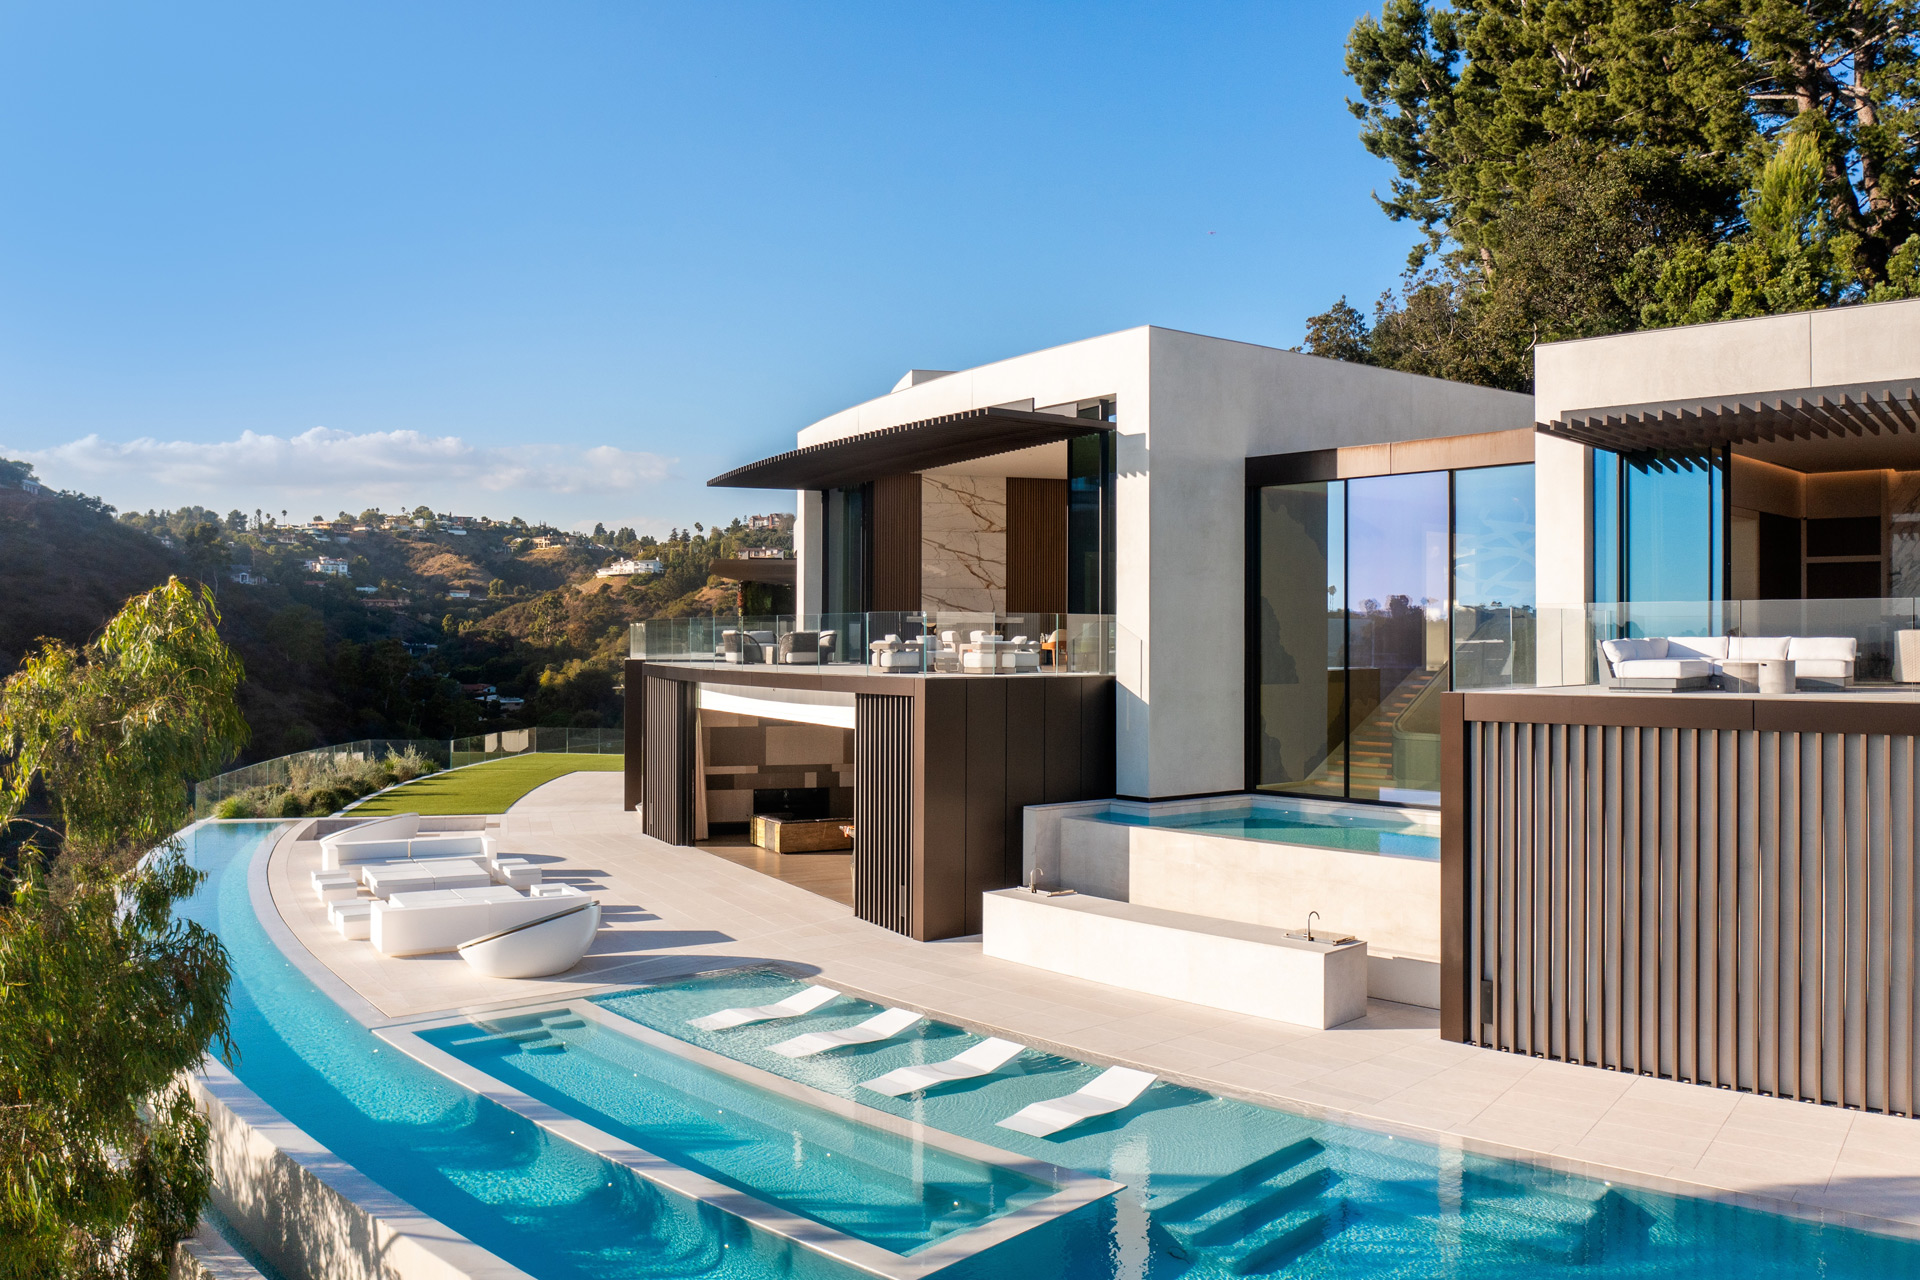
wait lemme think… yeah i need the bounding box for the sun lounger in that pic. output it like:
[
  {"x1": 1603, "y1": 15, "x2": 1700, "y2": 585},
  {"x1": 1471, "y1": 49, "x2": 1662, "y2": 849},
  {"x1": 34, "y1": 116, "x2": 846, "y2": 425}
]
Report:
[
  {"x1": 995, "y1": 1066, "x2": 1157, "y2": 1137},
  {"x1": 859, "y1": 1037, "x2": 1026, "y2": 1096},
  {"x1": 687, "y1": 984, "x2": 841, "y2": 1031},
  {"x1": 770, "y1": 1006, "x2": 924, "y2": 1059}
]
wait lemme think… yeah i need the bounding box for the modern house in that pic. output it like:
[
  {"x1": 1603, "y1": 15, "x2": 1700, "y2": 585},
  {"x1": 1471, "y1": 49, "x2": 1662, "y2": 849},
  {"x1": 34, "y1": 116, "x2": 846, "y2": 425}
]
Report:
[{"x1": 626, "y1": 299, "x2": 1920, "y2": 1112}]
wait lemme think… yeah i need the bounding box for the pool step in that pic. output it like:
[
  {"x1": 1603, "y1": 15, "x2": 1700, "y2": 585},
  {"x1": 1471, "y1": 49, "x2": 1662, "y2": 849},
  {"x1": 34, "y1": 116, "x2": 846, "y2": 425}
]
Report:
[{"x1": 1154, "y1": 1140, "x2": 1350, "y2": 1273}]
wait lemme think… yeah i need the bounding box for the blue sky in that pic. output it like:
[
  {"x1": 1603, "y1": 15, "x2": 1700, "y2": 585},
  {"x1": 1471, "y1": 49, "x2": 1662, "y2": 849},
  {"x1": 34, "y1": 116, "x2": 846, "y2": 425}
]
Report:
[{"x1": 0, "y1": 2, "x2": 1418, "y2": 533}]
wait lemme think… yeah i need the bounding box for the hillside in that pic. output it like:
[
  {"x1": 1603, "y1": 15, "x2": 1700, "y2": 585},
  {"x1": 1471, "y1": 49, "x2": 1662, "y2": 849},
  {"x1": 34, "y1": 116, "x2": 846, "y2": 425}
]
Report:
[{"x1": 0, "y1": 471, "x2": 792, "y2": 765}]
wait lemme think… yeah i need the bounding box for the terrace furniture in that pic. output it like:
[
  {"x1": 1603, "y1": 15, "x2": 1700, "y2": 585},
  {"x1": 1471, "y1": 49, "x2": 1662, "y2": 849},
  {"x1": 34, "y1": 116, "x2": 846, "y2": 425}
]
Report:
[
  {"x1": 319, "y1": 814, "x2": 495, "y2": 870},
  {"x1": 369, "y1": 883, "x2": 590, "y2": 957},
  {"x1": 869, "y1": 634, "x2": 924, "y2": 672},
  {"x1": 750, "y1": 814, "x2": 853, "y2": 853},
  {"x1": 778, "y1": 630, "x2": 836, "y2": 665},
  {"x1": 859, "y1": 1037, "x2": 1027, "y2": 1097},
  {"x1": 1897, "y1": 630, "x2": 1920, "y2": 683},
  {"x1": 995, "y1": 1066, "x2": 1158, "y2": 1138},
  {"x1": 687, "y1": 984, "x2": 841, "y2": 1031},
  {"x1": 961, "y1": 632, "x2": 1008, "y2": 673},
  {"x1": 360, "y1": 859, "x2": 493, "y2": 899},
  {"x1": 1599, "y1": 635, "x2": 1857, "y2": 691},
  {"x1": 311, "y1": 869, "x2": 360, "y2": 904},
  {"x1": 490, "y1": 857, "x2": 542, "y2": 889},
  {"x1": 769, "y1": 1006, "x2": 924, "y2": 1058},
  {"x1": 721, "y1": 629, "x2": 776, "y2": 664},
  {"x1": 329, "y1": 899, "x2": 374, "y2": 940},
  {"x1": 456, "y1": 898, "x2": 601, "y2": 979},
  {"x1": 999, "y1": 636, "x2": 1040, "y2": 672},
  {"x1": 1717, "y1": 658, "x2": 1796, "y2": 695}
]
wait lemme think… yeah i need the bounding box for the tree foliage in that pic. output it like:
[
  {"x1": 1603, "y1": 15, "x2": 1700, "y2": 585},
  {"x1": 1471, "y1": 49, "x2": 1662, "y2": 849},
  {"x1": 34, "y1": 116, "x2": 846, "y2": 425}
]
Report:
[
  {"x1": 0, "y1": 578, "x2": 246, "y2": 1279},
  {"x1": 1307, "y1": 0, "x2": 1920, "y2": 387}
]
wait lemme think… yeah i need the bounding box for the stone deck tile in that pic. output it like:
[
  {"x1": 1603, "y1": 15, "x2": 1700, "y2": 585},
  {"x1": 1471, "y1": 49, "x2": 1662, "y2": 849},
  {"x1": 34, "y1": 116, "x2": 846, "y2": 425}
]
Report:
[{"x1": 272, "y1": 771, "x2": 1920, "y2": 1241}]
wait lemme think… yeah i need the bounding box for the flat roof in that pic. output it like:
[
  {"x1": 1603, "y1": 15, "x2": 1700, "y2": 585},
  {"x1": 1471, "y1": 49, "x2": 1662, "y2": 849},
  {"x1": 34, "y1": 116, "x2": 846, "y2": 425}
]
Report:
[
  {"x1": 1538, "y1": 379, "x2": 1920, "y2": 454},
  {"x1": 709, "y1": 406, "x2": 1108, "y2": 490}
]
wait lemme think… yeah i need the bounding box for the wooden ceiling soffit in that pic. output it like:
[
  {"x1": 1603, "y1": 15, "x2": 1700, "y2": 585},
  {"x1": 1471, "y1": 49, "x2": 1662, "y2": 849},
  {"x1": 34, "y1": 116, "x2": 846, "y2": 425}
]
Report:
[
  {"x1": 707, "y1": 407, "x2": 1109, "y2": 490},
  {"x1": 1538, "y1": 380, "x2": 1920, "y2": 454}
]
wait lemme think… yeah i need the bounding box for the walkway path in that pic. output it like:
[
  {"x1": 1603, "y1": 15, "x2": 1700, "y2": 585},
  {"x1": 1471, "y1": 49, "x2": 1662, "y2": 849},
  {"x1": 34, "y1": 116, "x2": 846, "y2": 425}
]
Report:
[{"x1": 268, "y1": 772, "x2": 1920, "y2": 1244}]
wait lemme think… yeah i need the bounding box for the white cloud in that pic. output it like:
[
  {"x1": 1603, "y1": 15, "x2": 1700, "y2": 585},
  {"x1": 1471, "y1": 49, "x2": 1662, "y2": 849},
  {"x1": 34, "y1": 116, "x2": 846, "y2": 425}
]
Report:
[{"x1": 11, "y1": 427, "x2": 673, "y2": 500}]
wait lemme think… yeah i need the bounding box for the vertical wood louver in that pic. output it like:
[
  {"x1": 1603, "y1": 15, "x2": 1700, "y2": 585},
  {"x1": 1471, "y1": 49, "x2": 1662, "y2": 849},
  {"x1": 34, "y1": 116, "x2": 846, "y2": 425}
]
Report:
[
  {"x1": 853, "y1": 693, "x2": 914, "y2": 934},
  {"x1": 1447, "y1": 694, "x2": 1920, "y2": 1116}
]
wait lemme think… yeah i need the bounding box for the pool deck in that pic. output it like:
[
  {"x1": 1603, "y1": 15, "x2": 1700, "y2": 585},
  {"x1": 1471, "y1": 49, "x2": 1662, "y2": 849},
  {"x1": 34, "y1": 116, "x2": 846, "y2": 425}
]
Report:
[{"x1": 269, "y1": 772, "x2": 1920, "y2": 1244}]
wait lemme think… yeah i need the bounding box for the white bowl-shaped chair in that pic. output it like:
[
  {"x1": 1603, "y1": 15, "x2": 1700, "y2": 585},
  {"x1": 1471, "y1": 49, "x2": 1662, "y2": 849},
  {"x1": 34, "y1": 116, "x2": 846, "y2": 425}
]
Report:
[{"x1": 456, "y1": 900, "x2": 600, "y2": 979}]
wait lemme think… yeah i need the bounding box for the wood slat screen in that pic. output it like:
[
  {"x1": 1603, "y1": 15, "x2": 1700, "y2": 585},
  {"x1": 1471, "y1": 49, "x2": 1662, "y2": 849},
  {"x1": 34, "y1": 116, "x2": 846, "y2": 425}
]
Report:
[
  {"x1": 641, "y1": 674, "x2": 695, "y2": 847},
  {"x1": 854, "y1": 693, "x2": 914, "y2": 934},
  {"x1": 1463, "y1": 720, "x2": 1919, "y2": 1115}
]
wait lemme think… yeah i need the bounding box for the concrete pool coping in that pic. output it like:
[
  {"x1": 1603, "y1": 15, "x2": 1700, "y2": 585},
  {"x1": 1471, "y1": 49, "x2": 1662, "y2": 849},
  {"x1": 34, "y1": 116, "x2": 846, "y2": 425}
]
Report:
[
  {"x1": 259, "y1": 775, "x2": 1920, "y2": 1252},
  {"x1": 378, "y1": 999, "x2": 1122, "y2": 1280}
]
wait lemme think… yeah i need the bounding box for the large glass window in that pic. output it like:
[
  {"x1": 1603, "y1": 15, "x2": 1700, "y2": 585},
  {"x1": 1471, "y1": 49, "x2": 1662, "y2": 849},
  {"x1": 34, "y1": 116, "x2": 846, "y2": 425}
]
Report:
[
  {"x1": 1251, "y1": 462, "x2": 1535, "y2": 808},
  {"x1": 1591, "y1": 449, "x2": 1727, "y2": 613},
  {"x1": 1067, "y1": 430, "x2": 1114, "y2": 614},
  {"x1": 1253, "y1": 482, "x2": 1345, "y2": 797},
  {"x1": 822, "y1": 484, "x2": 868, "y2": 615},
  {"x1": 1346, "y1": 473, "x2": 1449, "y2": 803},
  {"x1": 1453, "y1": 464, "x2": 1537, "y2": 690}
]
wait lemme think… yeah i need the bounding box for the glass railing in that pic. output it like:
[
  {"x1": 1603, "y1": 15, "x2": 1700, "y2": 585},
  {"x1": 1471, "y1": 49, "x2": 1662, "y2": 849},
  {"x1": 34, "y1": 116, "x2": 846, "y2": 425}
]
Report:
[
  {"x1": 447, "y1": 726, "x2": 624, "y2": 768},
  {"x1": 630, "y1": 612, "x2": 1116, "y2": 675},
  {"x1": 1523, "y1": 597, "x2": 1920, "y2": 689}
]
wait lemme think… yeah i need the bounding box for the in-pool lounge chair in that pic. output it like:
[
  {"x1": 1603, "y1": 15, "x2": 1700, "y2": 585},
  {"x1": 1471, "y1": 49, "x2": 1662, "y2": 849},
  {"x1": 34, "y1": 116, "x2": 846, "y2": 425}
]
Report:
[
  {"x1": 996, "y1": 1066, "x2": 1158, "y2": 1137},
  {"x1": 687, "y1": 984, "x2": 841, "y2": 1031},
  {"x1": 859, "y1": 1037, "x2": 1027, "y2": 1097},
  {"x1": 770, "y1": 1007, "x2": 924, "y2": 1058}
]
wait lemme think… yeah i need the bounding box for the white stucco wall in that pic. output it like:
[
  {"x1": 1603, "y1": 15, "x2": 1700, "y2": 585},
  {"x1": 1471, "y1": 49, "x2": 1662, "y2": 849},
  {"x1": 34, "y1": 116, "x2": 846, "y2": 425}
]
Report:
[{"x1": 781, "y1": 326, "x2": 1531, "y2": 799}]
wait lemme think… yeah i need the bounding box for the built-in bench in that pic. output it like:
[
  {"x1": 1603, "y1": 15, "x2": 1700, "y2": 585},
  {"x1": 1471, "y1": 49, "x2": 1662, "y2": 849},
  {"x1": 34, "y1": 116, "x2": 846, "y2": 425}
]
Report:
[{"x1": 981, "y1": 888, "x2": 1368, "y2": 1029}]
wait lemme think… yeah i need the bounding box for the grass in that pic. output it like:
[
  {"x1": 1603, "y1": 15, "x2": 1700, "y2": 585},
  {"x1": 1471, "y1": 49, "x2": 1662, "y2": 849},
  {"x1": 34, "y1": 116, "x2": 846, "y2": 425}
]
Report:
[{"x1": 350, "y1": 753, "x2": 624, "y2": 816}]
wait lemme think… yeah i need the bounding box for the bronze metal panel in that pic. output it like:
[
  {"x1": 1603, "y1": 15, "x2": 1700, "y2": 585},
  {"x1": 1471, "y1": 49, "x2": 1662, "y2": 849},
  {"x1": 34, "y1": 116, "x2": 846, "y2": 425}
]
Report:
[
  {"x1": 853, "y1": 693, "x2": 914, "y2": 935},
  {"x1": 708, "y1": 406, "x2": 1109, "y2": 490},
  {"x1": 963, "y1": 680, "x2": 1009, "y2": 935},
  {"x1": 1004, "y1": 681, "x2": 1048, "y2": 887},
  {"x1": 623, "y1": 659, "x2": 645, "y2": 812},
  {"x1": 1755, "y1": 698, "x2": 1920, "y2": 738},
  {"x1": 916, "y1": 680, "x2": 970, "y2": 942},
  {"x1": 870, "y1": 472, "x2": 923, "y2": 612},
  {"x1": 1463, "y1": 692, "x2": 1754, "y2": 731},
  {"x1": 1005, "y1": 478, "x2": 1068, "y2": 614},
  {"x1": 1439, "y1": 693, "x2": 1468, "y2": 1042}
]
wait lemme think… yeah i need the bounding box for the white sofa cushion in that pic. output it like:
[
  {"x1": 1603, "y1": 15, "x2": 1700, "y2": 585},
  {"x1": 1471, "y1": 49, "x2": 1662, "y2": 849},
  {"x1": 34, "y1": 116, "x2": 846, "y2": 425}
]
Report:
[
  {"x1": 1665, "y1": 636, "x2": 1729, "y2": 661},
  {"x1": 1615, "y1": 659, "x2": 1713, "y2": 679},
  {"x1": 1728, "y1": 635, "x2": 1791, "y2": 661},
  {"x1": 1788, "y1": 636, "x2": 1857, "y2": 663},
  {"x1": 1601, "y1": 637, "x2": 1667, "y2": 666},
  {"x1": 371, "y1": 884, "x2": 585, "y2": 956}
]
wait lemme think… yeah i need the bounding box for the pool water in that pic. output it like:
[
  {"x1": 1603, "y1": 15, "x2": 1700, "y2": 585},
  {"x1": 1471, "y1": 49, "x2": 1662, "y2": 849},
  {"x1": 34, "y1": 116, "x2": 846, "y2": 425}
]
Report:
[
  {"x1": 1090, "y1": 802, "x2": 1440, "y2": 860},
  {"x1": 421, "y1": 1009, "x2": 1056, "y2": 1254},
  {"x1": 182, "y1": 822, "x2": 1920, "y2": 1279}
]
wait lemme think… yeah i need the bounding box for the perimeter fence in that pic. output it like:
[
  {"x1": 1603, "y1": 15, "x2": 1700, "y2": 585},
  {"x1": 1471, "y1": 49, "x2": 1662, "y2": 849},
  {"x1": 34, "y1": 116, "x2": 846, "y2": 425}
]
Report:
[
  {"x1": 448, "y1": 726, "x2": 624, "y2": 768},
  {"x1": 191, "y1": 738, "x2": 447, "y2": 819}
]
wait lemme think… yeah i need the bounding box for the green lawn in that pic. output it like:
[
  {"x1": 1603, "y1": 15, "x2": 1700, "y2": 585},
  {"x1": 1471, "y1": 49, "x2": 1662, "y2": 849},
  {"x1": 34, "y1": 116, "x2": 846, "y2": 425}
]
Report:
[{"x1": 350, "y1": 753, "x2": 624, "y2": 816}]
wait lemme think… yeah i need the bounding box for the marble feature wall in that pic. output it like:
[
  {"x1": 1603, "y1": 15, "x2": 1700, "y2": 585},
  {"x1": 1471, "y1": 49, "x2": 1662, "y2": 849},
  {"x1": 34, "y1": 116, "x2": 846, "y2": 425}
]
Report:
[
  {"x1": 1893, "y1": 471, "x2": 1920, "y2": 598},
  {"x1": 921, "y1": 475, "x2": 1007, "y2": 612}
]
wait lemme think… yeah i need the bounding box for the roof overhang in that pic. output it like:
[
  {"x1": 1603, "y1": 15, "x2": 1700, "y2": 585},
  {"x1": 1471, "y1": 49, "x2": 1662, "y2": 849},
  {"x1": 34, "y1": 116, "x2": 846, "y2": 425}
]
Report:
[
  {"x1": 708, "y1": 407, "x2": 1108, "y2": 490},
  {"x1": 709, "y1": 558, "x2": 796, "y2": 585},
  {"x1": 1537, "y1": 380, "x2": 1920, "y2": 454}
]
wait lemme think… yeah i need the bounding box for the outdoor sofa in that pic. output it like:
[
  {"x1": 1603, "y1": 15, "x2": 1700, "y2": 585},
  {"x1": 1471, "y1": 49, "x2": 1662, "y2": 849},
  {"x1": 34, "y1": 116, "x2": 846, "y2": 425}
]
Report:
[{"x1": 1599, "y1": 635, "x2": 1858, "y2": 691}]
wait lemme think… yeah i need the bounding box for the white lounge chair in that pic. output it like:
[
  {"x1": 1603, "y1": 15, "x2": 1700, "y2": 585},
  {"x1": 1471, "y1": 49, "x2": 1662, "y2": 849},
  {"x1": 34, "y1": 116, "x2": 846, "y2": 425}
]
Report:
[
  {"x1": 457, "y1": 899, "x2": 601, "y2": 979},
  {"x1": 687, "y1": 984, "x2": 841, "y2": 1031},
  {"x1": 995, "y1": 1066, "x2": 1158, "y2": 1137},
  {"x1": 770, "y1": 1007, "x2": 924, "y2": 1059},
  {"x1": 860, "y1": 1037, "x2": 1026, "y2": 1097}
]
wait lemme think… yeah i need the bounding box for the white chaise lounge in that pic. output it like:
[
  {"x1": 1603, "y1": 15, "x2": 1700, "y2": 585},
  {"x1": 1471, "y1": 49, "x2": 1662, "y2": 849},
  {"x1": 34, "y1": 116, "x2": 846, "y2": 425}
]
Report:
[
  {"x1": 770, "y1": 1007, "x2": 924, "y2": 1058},
  {"x1": 1600, "y1": 635, "x2": 1858, "y2": 691},
  {"x1": 996, "y1": 1066, "x2": 1158, "y2": 1137},
  {"x1": 457, "y1": 899, "x2": 601, "y2": 979},
  {"x1": 860, "y1": 1038, "x2": 1026, "y2": 1097},
  {"x1": 688, "y1": 985, "x2": 841, "y2": 1031},
  {"x1": 369, "y1": 883, "x2": 589, "y2": 957}
]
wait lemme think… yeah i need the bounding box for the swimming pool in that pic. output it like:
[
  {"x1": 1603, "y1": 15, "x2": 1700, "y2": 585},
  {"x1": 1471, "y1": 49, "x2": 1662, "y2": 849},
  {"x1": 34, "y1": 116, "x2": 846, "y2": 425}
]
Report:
[
  {"x1": 182, "y1": 822, "x2": 1920, "y2": 1278},
  {"x1": 1087, "y1": 800, "x2": 1440, "y2": 860}
]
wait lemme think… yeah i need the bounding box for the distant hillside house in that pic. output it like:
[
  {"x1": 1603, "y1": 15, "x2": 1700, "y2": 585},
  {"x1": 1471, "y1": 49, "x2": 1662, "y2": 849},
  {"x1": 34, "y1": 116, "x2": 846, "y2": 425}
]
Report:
[
  {"x1": 304, "y1": 557, "x2": 349, "y2": 576},
  {"x1": 362, "y1": 598, "x2": 405, "y2": 610},
  {"x1": 447, "y1": 589, "x2": 471, "y2": 599},
  {"x1": 738, "y1": 547, "x2": 785, "y2": 560},
  {"x1": 596, "y1": 557, "x2": 663, "y2": 577},
  {"x1": 228, "y1": 568, "x2": 264, "y2": 586},
  {"x1": 746, "y1": 514, "x2": 785, "y2": 530}
]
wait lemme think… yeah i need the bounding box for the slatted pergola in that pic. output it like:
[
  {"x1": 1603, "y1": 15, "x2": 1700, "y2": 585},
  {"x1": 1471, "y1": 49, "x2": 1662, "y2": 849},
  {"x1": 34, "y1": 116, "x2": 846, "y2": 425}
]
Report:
[{"x1": 1538, "y1": 380, "x2": 1920, "y2": 454}]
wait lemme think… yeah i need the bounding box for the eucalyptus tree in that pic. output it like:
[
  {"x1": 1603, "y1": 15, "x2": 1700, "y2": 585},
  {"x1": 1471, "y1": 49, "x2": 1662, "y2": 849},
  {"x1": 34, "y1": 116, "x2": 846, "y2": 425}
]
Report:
[{"x1": 0, "y1": 578, "x2": 247, "y2": 1280}]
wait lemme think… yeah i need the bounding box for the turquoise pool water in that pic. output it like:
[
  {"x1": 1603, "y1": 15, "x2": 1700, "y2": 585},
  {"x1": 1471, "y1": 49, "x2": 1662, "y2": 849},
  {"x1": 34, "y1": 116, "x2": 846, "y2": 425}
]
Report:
[
  {"x1": 421, "y1": 1008, "x2": 1056, "y2": 1254},
  {"x1": 1090, "y1": 803, "x2": 1439, "y2": 860},
  {"x1": 183, "y1": 821, "x2": 1920, "y2": 1278}
]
